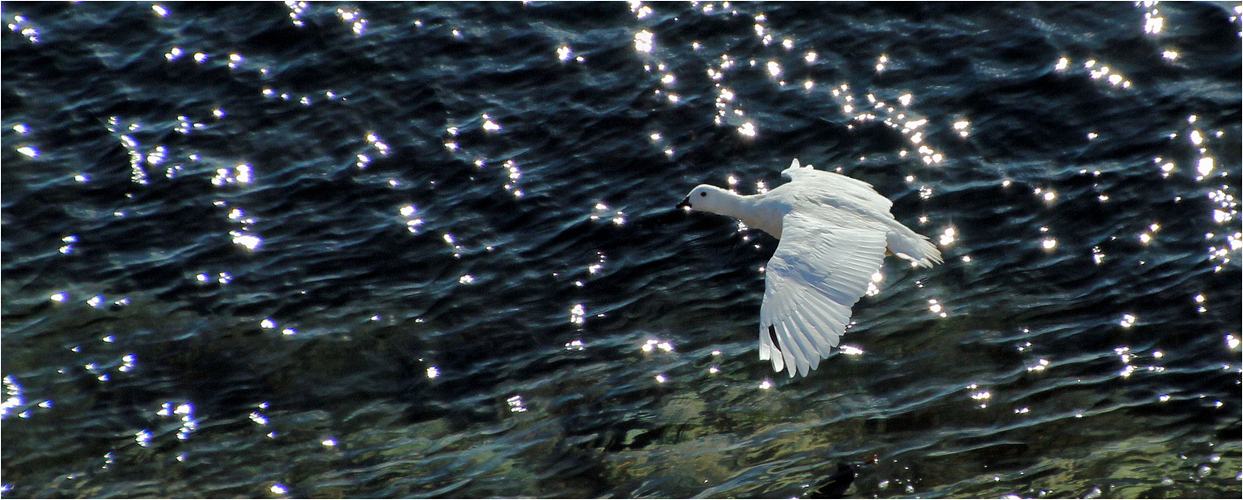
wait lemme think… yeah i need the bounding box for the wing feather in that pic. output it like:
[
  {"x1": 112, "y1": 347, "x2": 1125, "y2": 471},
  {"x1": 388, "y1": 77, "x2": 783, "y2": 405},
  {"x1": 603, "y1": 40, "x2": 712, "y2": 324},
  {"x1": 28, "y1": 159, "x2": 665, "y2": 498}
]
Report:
[
  {"x1": 782, "y1": 159, "x2": 894, "y2": 215},
  {"x1": 771, "y1": 341, "x2": 784, "y2": 372},
  {"x1": 788, "y1": 310, "x2": 826, "y2": 368},
  {"x1": 785, "y1": 312, "x2": 815, "y2": 375},
  {"x1": 777, "y1": 318, "x2": 809, "y2": 377},
  {"x1": 795, "y1": 307, "x2": 835, "y2": 358},
  {"x1": 759, "y1": 209, "x2": 888, "y2": 377}
]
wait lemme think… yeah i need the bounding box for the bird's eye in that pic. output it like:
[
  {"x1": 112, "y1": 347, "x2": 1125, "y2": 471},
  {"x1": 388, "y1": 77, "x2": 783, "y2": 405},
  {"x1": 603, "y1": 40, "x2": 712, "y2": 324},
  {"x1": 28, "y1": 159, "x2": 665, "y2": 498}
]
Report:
[{"x1": 700, "y1": 192, "x2": 707, "y2": 197}]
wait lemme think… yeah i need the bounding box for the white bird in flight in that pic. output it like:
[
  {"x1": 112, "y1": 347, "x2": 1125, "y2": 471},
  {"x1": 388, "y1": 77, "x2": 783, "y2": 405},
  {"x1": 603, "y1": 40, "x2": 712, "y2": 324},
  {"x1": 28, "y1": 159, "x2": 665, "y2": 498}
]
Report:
[{"x1": 678, "y1": 159, "x2": 942, "y2": 377}]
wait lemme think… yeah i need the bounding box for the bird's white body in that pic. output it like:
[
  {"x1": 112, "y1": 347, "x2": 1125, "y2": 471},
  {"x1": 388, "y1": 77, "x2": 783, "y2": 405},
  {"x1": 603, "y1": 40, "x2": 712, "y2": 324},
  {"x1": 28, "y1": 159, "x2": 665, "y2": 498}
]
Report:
[{"x1": 680, "y1": 159, "x2": 942, "y2": 377}]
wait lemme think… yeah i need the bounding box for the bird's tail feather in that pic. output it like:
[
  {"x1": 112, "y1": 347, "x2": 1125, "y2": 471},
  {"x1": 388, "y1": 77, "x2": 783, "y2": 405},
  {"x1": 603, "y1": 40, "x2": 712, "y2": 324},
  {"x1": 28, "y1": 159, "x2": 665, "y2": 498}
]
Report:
[{"x1": 887, "y1": 226, "x2": 943, "y2": 268}]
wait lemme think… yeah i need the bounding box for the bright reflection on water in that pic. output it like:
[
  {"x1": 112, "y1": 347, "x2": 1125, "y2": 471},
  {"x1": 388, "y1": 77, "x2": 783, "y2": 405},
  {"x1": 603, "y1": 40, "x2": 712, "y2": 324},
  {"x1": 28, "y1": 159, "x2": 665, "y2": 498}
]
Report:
[
  {"x1": 335, "y1": 6, "x2": 366, "y2": 36},
  {"x1": 633, "y1": 29, "x2": 654, "y2": 53},
  {"x1": 7, "y1": 14, "x2": 41, "y2": 43}
]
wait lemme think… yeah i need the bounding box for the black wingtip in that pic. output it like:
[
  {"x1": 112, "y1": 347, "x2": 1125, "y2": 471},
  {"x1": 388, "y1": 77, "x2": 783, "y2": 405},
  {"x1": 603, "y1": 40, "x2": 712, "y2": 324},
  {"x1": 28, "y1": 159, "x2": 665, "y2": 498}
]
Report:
[{"x1": 768, "y1": 325, "x2": 781, "y2": 353}]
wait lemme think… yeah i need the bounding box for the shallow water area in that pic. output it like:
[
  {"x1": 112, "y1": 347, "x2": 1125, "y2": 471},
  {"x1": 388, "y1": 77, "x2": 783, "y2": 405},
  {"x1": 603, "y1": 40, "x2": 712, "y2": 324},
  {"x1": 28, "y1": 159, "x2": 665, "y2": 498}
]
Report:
[{"x1": 2, "y1": 2, "x2": 1241, "y2": 498}]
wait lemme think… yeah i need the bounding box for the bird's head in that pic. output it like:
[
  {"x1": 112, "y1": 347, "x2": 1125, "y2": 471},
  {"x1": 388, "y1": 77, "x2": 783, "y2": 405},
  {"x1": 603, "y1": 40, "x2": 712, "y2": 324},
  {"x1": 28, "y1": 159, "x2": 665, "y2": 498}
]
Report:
[{"x1": 678, "y1": 184, "x2": 735, "y2": 215}]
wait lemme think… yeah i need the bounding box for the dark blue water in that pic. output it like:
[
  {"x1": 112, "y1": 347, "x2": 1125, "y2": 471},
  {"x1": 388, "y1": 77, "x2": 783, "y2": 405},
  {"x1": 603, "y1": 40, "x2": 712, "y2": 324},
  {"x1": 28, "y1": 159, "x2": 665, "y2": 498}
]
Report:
[{"x1": 3, "y1": 2, "x2": 1240, "y2": 498}]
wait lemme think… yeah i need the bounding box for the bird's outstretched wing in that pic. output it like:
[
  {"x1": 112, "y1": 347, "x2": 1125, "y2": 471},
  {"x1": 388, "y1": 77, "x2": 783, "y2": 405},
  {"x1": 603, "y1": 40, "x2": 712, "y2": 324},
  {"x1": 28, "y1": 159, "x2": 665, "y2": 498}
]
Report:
[
  {"x1": 759, "y1": 209, "x2": 888, "y2": 377},
  {"x1": 782, "y1": 158, "x2": 894, "y2": 215}
]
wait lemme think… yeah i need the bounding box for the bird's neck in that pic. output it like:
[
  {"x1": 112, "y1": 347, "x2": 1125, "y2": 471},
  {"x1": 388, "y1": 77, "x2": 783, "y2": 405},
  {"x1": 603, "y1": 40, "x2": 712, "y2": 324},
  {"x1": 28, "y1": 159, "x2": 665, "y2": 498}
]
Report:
[{"x1": 713, "y1": 190, "x2": 783, "y2": 239}]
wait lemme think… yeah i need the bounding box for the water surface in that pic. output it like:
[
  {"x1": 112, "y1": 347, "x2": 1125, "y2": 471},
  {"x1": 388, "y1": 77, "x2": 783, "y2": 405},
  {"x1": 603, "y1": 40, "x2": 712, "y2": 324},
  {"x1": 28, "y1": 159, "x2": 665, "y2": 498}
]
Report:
[{"x1": 2, "y1": 2, "x2": 1240, "y2": 498}]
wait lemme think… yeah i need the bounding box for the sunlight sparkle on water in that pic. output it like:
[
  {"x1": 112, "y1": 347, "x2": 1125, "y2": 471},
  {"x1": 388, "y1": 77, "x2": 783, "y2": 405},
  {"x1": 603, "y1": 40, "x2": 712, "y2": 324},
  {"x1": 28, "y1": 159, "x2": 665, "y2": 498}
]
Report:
[
  {"x1": 366, "y1": 133, "x2": 389, "y2": 155},
  {"x1": 1197, "y1": 157, "x2": 1215, "y2": 177},
  {"x1": 634, "y1": 30, "x2": 654, "y2": 53},
  {"x1": 507, "y1": 395, "x2": 528, "y2": 412},
  {"x1": 211, "y1": 163, "x2": 254, "y2": 186},
  {"x1": 482, "y1": 115, "x2": 501, "y2": 132},
  {"x1": 840, "y1": 345, "x2": 865, "y2": 356},
  {"x1": 119, "y1": 354, "x2": 136, "y2": 372},
  {"x1": 335, "y1": 7, "x2": 367, "y2": 35},
  {"x1": 953, "y1": 119, "x2": 970, "y2": 137},
  {"x1": 8, "y1": 15, "x2": 41, "y2": 43},
  {"x1": 766, "y1": 60, "x2": 781, "y2": 77},
  {"x1": 633, "y1": 3, "x2": 653, "y2": 19},
  {"x1": 2, "y1": 376, "x2": 24, "y2": 420},
  {"x1": 232, "y1": 233, "x2": 262, "y2": 251},
  {"x1": 569, "y1": 303, "x2": 586, "y2": 326},
  {"x1": 641, "y1": 339, "x2": 675, "y2": 353},
  {"x1": 939, "y1": 226, "x2": 957, "y2": 246},
  {"x1": 1144, "y1": 11, "x2": 1164, "y2": 34},
  {"x1": 1120, "y1": 314, "x2": 1137, "y2": 328},
  {"x1": 135, "y1": 429, "x2": 153, "y2": 447}
]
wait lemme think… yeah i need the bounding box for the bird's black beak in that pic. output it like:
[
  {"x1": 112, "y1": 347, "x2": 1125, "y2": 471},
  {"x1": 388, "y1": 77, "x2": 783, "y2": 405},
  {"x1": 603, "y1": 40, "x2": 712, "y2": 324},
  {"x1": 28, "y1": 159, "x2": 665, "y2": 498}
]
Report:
[{"x1": 677, "y1": 196, "x2": 691, "y2": 210}]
